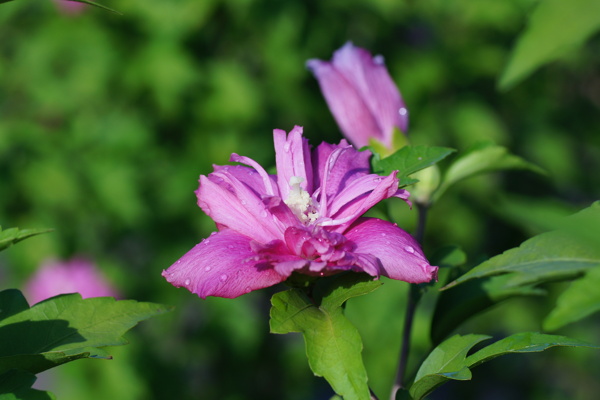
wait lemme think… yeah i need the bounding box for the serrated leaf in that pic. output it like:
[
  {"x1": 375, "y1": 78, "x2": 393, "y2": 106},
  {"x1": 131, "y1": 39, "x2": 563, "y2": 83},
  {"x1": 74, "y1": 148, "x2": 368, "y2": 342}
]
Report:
[
  {"x1": 433, "y1": 143, "x2": 544, "y2": 202},
  {"x1": 410, "y1": 332, "x2": 599, "y2": 400},
  {"x1": 444, "y1": 206, "x2": 600, "y2": 289},
  {"x1": 466, "y1": 332, "x2": 599, "y2": 368},
  {"x1": 431, "y1": 275, "x2": 545, "y2": 345},
  {"x1": 409, "y1": 334, "x2": 490, "y2": 400},
  {"x1": 499, "y1": 0, "x2": 600, "y2": 89},
  {"x1": 0, "y1": 370, "x2": 55, "y2": 400},
  {"x1": 0, "y1": 290, "x2": 172, "y2": 375},
  {"x1": 270, "y1": 274, "x2": 381, "y2": 400},
  {"x1": 544, "y1": 267, "x2": 600, "y2": 331},
  {"x1": 0, "y1": 228, "x2": 52, "y2": 253},
  {"x1": 372, "y1": 145, "x2": 455, "y2": 186}
]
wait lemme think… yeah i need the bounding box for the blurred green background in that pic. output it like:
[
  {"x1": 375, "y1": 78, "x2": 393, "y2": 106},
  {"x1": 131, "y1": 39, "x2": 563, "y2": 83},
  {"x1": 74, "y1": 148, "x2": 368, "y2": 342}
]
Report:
[{"x1": 1, "y1": 0, "x2": 599, "y2": 399}]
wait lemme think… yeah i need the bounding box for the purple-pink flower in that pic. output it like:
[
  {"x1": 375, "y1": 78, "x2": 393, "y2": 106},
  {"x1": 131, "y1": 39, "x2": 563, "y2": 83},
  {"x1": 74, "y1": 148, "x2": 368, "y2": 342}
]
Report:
[
  {"x1": 162, "y1": 126, "x2": 437, "y2": 299},
  {"x1": 307, "y1": 42, "x2": 408, "y2": 149},
  {"x1": 24, "y1": 257, "x2": 118, "y2": 305}
]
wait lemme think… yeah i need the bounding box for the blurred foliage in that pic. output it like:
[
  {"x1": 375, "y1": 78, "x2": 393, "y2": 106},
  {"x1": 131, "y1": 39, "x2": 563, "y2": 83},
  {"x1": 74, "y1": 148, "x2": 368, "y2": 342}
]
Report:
[{"x1": 1, "y1": 0, "x2": 599, "y2": 399}]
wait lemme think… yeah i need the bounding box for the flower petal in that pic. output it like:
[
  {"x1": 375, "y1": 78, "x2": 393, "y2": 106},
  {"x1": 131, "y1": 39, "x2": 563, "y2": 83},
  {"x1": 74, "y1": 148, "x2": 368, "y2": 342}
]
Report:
[
  {"x1": 313, "y1": 143, "x2": 372, "y2": 202},
  {"x1": 197, "y1": 171, "x2": 283, "y2": 243},
  {"x1": 307, "y1": 58, "x2": 383, "y2": 148},
  {"x1": 274, "y1": 126, "x2": 314, "y2": 198},
  {"x1": 323, "y1": 172, "x2": 404, "y2": 229},
  {"x1": 345, "y1": 218, "x2": 438, "y2": 283},
  {"x1": 331, "y1": 42, "x2": 408, "y2": 141},
  {"x1": 162, "y1": 230, "x2": 286, "y2": 299}
]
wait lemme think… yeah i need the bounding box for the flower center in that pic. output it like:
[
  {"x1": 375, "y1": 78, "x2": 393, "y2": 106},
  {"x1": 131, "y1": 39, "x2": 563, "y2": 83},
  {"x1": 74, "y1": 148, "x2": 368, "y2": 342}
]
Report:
[{"x1": 284, "y1": 176, "x2": 319, "y2": 224}]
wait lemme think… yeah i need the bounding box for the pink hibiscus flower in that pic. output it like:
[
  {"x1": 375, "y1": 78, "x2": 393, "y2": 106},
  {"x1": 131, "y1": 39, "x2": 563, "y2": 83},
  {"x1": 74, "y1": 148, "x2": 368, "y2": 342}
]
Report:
[
  {"x1": 24, "y1": 257, "x2": 118, "y2": 304},
  {"x1": 307, "y1": 42, "x2": 408, "y2": 149},
  {"x1": 162, "y1": 126, "x2": 437, "y2": 299}
]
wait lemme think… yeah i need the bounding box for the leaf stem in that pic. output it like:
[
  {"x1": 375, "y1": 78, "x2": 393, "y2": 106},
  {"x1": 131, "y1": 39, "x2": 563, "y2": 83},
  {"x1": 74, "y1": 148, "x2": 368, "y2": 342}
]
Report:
[{"x1": 391, "y1": 203, "x2": 429, "y2": 400}]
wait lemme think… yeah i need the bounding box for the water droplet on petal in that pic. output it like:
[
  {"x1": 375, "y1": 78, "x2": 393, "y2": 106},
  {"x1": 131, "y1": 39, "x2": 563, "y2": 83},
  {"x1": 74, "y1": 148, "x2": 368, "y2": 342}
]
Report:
[
  {"x1": 204, "y1": 239, "x2": 210, "y2": 244},
  {"x1": 245, "y1": 286, "x2": 252, "y2": 293},
  {"x1": 404, "y1": 246, "x2": 415, "y2": 254},
  {"x1": 399, "y1": 107, "x2": 408, "y2": 116},
  {"x1": 204, "y1": 266, "x2": 212, "y2": 272},
  {"x1": 261, "y1": 210, "x2": 268, "y2": 218},
  {"x1": 381, "y1": 233, "x2": 387, "y2": 237},
  {"x1": 228, "y1": 245, "x2": 234, "y2": 249},
  {"x1": 184, "y1": 279, "x2": 191, "y2": 286},
  {"x1": 283, "y1": 142, "x2": 291, "y2": 152},
  {"x1": 220, "y1": 274, "x2": 228, "y2": 282},
  {"x1": 373, "y1": 55, "x2": 385, "y2": 65},
  {"x1": 210, "y1": 232, "x2": 217, "y2": 236},
  {"x1": 241, "y1": 200, "x2": 247, "y2": 205}
]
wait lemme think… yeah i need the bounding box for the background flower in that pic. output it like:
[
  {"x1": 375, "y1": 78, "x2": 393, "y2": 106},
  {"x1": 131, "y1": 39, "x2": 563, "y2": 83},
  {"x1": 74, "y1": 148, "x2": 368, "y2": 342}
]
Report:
[
  {"x1": 24, "y1": 257, "x2": 119, "y2": 304},
  {"x1": 307, "y1": 42, "x2": 409, "y2": 150}
]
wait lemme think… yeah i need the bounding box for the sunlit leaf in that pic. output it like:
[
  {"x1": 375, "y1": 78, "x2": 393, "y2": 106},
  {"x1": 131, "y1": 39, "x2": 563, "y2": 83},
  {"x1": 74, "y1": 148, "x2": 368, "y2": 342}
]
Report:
[
  {"x1": 270, "y1": 274, "x2": 381, "y2": 400},
  {"x1": 372, "y1": 145, "x2": 455, "y2": 187},
  {"x1": 444, "y1": 204, "x2": 600, "y2": 289},
  {"x1": 0, "y1": 227, "x2": 52, "y2": 252},
  {"x1": 544, "y1": 267, "x2": 600, "y2": 331},
  {"x1": 466, "y1": 332, "x2": 599, "y2": 367},
  {"x1": 409, "y1": 334, "x2": 490, "y2": 400},
  {"x1": 0, "y1": 290, "x2": 172, "y2": 375},
  {"x1": 499, "y1": 0, "x2": 600, "y2": 89},
  {"x1": 433, "y1": 143, "x2": 544, "y2": 202},
  {"x1": 410, "y1": 332, "x2": 599, "y2": 400}
]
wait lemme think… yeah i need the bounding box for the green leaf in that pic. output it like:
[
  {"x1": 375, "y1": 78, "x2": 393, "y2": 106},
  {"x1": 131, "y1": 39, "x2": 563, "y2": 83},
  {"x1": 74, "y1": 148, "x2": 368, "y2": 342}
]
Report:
[
  {"x1": 499, "y1": 0, "x2": 600, "y2": 89},
  {"x1": 410, "y1": 332, "x2": 599, "y2": 400},
  {"x1": 0, "y1": 290, "x2": 172, "y2": 375},
  {"x1": 431, "y1": 275, "x2": 545, "y2": 345},
  {"x1": 544, "y1": 267, "x2": 600, "y2": 331},
  {"x1": 372, "y1": 145, "x2": 455, "y2": 187},
  {"x1": 445, "y1": 209, "x2": 600, "y2": 289},
  {"x1": 0, "y1": 227, "x2": 52, "y2": 252},
  {"x1": 270, "y1": 274, "x2": 381, "y2": 400},
  {"x1": 409, "y1": 334, "x2": 490, "y2": 400},
  {"x1": 433, "y1": 143, "x2": 544, "y2": 202},
  {"x1": 0, "y1": 370, "x2": 55, "y2": 400},
  {"x1": 466, "y1": 332, "x2": 599, "y2": 368}
]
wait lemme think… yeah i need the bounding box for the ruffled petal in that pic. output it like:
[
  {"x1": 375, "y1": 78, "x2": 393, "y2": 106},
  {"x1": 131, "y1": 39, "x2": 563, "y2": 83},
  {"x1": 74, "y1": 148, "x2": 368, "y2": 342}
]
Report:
[
  {"x1": 212, "y1": 164, "x2": 277, "y2": 197},
  {"x1": 345, "y1": 218, "x2": 438, "y2": 284},
  {"x1": 313, "y1": 143, "x2": 372, "y2": 202},
  {"x1": 196, "y1": 172, "x2": 283, "y2": 243},
  {"x1": 306, "y1": 58, "x2": 384, "y2": 148},
  {"x1": 162, "y1": 230, "x2": 286, "y2": 299},
  {"x1": 274, "y1": 126, "x2": 314, "y2": 198},
  {"x1": 323, "y1": 172, "x2": 403, "y2": 230}
]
